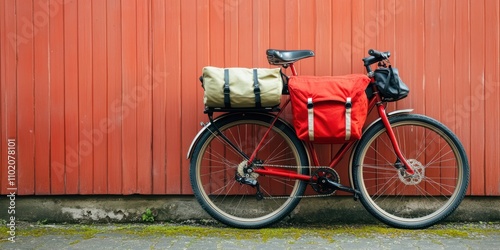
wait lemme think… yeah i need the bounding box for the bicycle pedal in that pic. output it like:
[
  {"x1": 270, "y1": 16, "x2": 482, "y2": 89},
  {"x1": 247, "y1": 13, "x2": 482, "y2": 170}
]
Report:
[{"x1": 324, "y1": 178, "x2": 360, "y2": 198}]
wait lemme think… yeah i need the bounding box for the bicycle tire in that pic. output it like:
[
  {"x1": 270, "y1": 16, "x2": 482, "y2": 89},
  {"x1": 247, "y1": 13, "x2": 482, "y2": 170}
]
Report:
[
  {"x1": 352, "y1": 114, "x2": 470, "y2": 229},
  {"x1": 190, "y1": 113, "x2": 309, "y2": 229}
]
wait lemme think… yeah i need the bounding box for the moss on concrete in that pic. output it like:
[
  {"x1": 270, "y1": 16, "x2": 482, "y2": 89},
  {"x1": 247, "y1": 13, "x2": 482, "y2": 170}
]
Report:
[{"x1": 6, "y1": 222, "x2": 499, "y2": 244}]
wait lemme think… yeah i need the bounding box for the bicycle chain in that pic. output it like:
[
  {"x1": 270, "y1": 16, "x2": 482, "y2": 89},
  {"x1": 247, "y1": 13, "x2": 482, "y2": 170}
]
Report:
[
  {"x1": 253, "y1": 163, "x2": 330, "y2": 169},
  {"x1": 263, "y1": 192, "x2": 334, "y2": 199},
  {"x1": 252, "y1": 163, "x2": 338, "y2": 199}
]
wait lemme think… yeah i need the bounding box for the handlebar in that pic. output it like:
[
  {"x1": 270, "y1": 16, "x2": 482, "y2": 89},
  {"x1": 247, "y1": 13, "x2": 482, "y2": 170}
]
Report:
[
  {"x1": 368, "y1": 49, "x2": 390, "y2": 59},
  {"x1": 363, "y1": 49, "x2": 391, "y2": 73}
]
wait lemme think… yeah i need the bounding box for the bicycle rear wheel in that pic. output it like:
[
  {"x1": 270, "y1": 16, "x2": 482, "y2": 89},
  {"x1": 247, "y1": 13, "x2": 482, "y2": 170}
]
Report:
[
  {"x1": 190, "y1": 113, "x2": 309, "y2": 229},
  {"x1": 352, "y1": 114, "x2": 469, "y2": 229}
]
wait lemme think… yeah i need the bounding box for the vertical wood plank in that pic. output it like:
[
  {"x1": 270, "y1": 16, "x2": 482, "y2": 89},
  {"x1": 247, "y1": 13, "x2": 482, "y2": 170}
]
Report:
[
  {"x1": 469, "y1": 0, "x2": 485, "y2": 195},
  {"x1": 454, "y1": 0, "x2": 472, "y2": 194},
  {"x1": 0, "y1": 0, "x2": 6, "y2": 194},
  {"x1": 238, "y1": 0, "x2": 252, "y2": 67},
  {"x1": 394, "y1": 0, "x2": 416, "y2": 110},
  {"x1": 331, "y1": 0, "x2": 352, "y2": 75},
  {"x1": 314, "y1": 0, "x2": 335, "y2": 185},
  {"x1": 382, "y1": 0, "x2": 396, "y2": 61},
  {"x1": 151, "y1": 0, "x2": 167, "y2": 194},
  {"x1": 411, "y1": 0, "x2": 426, "y2": 116},
  {"x1": 484, "y1": 0, "x2": 500, "y2": 195},
  {"x1": 121, "y1": 0, "x2": 138, "y2": 194},
  {"x1": 194, "y1": 0, "x2": 210, "y2": 195},
  {"x1": 63, "y1": 0, "x2": 79, "y2": 194},
  {"x1": 1, "y1": 0, "x2": 18, "y2": 194},
  {"x1": 285, "y1": 0, "x2": 299, "y2": 51},
  {"x1": 165, "y1": 0, "x2": 182, "y2": 194},
  {"x1": 363, "y1": 0, "x2": 377, "y2": 74},
  {"x1": 298, "y1": 0, "x2": 315, "y2": 75},
  {"x1": 439, "y1": 0, "x2": 458, "y2": 194},
  {"x1": 209, "y1": 0, "x2": 225, "y2": 67},
  {"x1": 331, "y1": 0, "x2": 353, "y2": 191},
  {"x1": 180, "y1": 0, "x2": 198, "y2": 194},
  {"x1": 351, "y1": 0, "x2": 365, "y2": 73},
  {"x1": 32, "y1": 0, "x2": 51, "y2": 192},
  {"x1": 224, "y1": 0, "x2": 239, "y2": 66},
  {"x1": 253, "y1": 0, "x2": 269, "y2": 67},
  {"x1": 315, "y1": 0, "x2": 332, "y2": 76},
  {"x1": 422, "y1": 2, "x2": 441, "y2": 119},
  {"x1": 78, "y1": 0, "x2": 94, "y2": 194},
  {"x1": 33, "y1": 0, "x2": 51, "y2": 195},
  {"x1": 92, "y1": 0, "x2": 108, "y2": 194},
  {"x1": 439, "y1": 0, "x2": 456, "y2": 131},
  {"x1": 106, "y1": 0, "x2": 123, "y2": 194},
  {"x1": 17, "y1": 0, "x2": 35, "y2": 195},
  {"x1": 424, "y1": 0, "x2": 442, "y2": 194},
  {"x1": 49, "y1": 0, "x2": 66, "y2": 194},
  {"x1": 281, "y1": 0, "x2": 299, "y2": 122},
  {"x1": 266, "y1": 0, "x2": 286, "y2": 118},
  {"x1": 136, "y1": 0, "x2": 152, "y2": 194}
]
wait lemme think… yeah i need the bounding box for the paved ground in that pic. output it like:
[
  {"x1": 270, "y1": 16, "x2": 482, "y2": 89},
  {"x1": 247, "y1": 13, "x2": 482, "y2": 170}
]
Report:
[{"x1": 2, "y1": 221, "x2": 500, "y2": 249}]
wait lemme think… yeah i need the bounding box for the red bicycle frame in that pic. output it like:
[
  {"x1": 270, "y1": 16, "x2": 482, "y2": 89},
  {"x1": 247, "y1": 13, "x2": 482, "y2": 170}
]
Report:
[{"x1": 250, "y1": 62, "x2": 415, "y2": 182}]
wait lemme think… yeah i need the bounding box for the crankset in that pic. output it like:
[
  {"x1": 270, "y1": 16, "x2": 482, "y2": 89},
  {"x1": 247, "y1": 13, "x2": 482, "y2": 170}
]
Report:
[
  {"x1": 311, "y1": 168, "x2": 340, "y2": 194},
  {"x1": 310, "y1": 168, "x2": 361, "y2": 200}
]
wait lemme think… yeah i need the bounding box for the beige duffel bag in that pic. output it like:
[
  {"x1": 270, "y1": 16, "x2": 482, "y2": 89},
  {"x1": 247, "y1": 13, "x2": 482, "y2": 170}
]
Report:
[{"x1": 202, "y1": 67, "x2": 284, "y2": 108}]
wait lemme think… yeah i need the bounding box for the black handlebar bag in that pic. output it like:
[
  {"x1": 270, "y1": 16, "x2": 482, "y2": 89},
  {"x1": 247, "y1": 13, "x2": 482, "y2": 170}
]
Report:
[{"x1": 373, "y1": 66, "x2": 409, "y2": 102}]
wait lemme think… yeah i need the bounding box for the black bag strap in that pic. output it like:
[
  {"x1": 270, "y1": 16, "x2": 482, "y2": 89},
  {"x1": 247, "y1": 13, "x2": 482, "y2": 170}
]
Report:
[
  {"x1": 253, "y1": 69, "x2": 262, "y2": 108},
  {"x1": 384, "y1": 66, "x2": 394, "y2": 94},
  {"x1": 223, "y1": 69, "x2": 231, "y2": 108}
]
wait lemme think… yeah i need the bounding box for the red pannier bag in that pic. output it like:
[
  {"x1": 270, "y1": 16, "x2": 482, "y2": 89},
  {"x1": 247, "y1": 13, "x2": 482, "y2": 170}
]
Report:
[{"x1": 288, "y1": 74, "x2": 371, "y2": 144}]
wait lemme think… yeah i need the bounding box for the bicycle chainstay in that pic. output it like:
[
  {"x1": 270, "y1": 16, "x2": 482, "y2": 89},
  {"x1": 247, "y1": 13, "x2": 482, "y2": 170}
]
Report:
[{"x1": 251, "y1": 163, "x2": 340, "y2": 199}]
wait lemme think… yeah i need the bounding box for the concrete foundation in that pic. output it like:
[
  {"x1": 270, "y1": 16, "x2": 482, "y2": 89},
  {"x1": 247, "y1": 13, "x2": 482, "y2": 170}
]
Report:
[{"x1": 1, "y1": 196, "x2": 499, "y2": 225}]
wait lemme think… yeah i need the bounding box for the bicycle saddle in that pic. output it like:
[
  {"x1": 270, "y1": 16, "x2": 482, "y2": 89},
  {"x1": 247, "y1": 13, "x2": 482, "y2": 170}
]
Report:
[{"x1": 267, "y1": 49, "x2": 315, "y2": 65}]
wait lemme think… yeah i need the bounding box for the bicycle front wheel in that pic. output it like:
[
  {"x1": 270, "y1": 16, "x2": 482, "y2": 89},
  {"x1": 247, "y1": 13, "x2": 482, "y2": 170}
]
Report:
[
  {"x1": 352, "y1": 114, "x2": 469, "y2": 229},
  {"x1": 190, "y1": 113, "x2": 309, "y2": 229}
]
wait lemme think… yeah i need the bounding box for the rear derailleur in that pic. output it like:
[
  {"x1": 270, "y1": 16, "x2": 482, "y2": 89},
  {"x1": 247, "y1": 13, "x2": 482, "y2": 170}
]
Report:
[{"x1": 235, "y1": 160, "x2": 264, "y2": 200}]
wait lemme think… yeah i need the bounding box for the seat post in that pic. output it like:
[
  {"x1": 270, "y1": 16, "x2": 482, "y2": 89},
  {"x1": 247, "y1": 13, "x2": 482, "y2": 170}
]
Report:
[{"x1": 289, "y1": 63, "x2": 298, "y2": 76}]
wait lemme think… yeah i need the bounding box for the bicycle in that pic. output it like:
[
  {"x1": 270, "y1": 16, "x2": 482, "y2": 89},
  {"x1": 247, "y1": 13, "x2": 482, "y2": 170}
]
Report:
[{"x1": 187, "y1": 49, "x2": 470, "y2": 229}]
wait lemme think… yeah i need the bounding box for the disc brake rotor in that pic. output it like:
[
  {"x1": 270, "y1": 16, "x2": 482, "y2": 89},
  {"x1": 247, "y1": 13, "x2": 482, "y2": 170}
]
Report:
[{"x1": 398, "y1": 159, "x2": 425, "y2": 185}]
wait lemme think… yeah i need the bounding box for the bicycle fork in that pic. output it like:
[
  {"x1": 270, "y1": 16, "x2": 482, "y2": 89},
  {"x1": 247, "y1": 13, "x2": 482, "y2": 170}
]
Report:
[{"x1": 376, "y1": 103, "x2": 416, "y2": 175}]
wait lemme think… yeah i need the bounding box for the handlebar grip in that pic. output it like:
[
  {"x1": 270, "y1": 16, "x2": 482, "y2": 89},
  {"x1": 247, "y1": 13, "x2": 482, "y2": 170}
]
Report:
[
  {"x1": 362, "y1": 49, "x2": 392, "y2": 72},
  {"x1": 368, "y1": 49, "x2": 379, "y2": 57},
  {"x1": 368, "y1": 49, "x2": 390, "y2": 59}
]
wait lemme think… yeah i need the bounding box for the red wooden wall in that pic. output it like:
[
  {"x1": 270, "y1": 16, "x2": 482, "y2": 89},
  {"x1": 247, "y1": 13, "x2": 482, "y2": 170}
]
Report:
[{"x1": 1, "y1": 0, "x2": 499, "y2": 195}]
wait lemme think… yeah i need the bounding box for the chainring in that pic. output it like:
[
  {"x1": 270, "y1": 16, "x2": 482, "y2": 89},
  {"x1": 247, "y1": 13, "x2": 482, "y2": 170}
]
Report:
[{"x1": 310, "y1": 168, "x2": 340, "y2": 194}]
